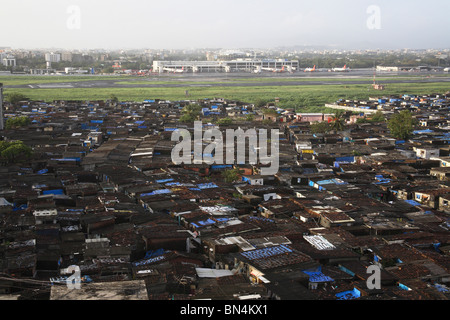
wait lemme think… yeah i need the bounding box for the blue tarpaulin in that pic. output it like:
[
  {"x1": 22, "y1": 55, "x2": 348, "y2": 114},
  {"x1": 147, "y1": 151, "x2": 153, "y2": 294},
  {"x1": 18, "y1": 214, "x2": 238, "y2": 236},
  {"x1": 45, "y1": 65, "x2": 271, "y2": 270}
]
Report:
[
  {"x1": 133, "y1": 255, "x2": 165, "y2": 267},
  {"x1": 338, "y1": 265, "x2": 355, "y2": 277},
  {"x1": 303, "y1": 266, "x2": 334, "y2": 283},
  {"x1": 374, "y1": 175, "x2": 391, "y2": 184},
  {"x1": 404, "y1": 200, "x2": 421, "y2": 206},
  {"x1": 413, "y1": 129, "x2": 433, "y2": 134},
  {"x1": 336, "y1": 288, "x2": 361, "y2": 300},
  {"x1": 247, "y1": 216, "x2": 274, "y2": 223},
  {"x1": 156, "y1": 179, "x2": 174, "y2": 183},
  {"x1": 197, "y1": 183, "x2": 218, "y2": 189},
  {"x1": 398, "y1": 283, "x2": 411, "y2": 291},
  {"x1": 166, "y1": 182, "x2": 182, "y2": 186},
  {"x1": 434, "y1": 284, "x2": 449, "y2": 293},
  {"x1": 241, "y1": 245, "x2": 292, "y2": 261},
  {"x1": 43, "y1": 189, "x2": 64, "y2": 195},
  {"x1": 211, "y1": 165, "x2": 232, "y2": 170},
  {"x1": 195, "y1": 218, "x2": 216, "y2": 226},
  {"x1": 144, "y1": 249, "x2": 165, "y2": 259},
  {"x1": 13, "y1": 204, "x2": 27, "y2": 211},
  {"x1": 335, "y1": 156, "x2": 355, "y2": 163},
  {"x1": 140, "y1": 189, "x2": 172, "y2": 197}
]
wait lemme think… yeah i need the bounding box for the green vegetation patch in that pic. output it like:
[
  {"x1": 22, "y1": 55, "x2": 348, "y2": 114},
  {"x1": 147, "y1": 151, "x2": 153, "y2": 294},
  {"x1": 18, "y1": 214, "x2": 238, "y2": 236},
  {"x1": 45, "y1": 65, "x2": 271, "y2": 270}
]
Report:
[{"x1": 4, "y1": 80, "x2": 449, "y2": 113}]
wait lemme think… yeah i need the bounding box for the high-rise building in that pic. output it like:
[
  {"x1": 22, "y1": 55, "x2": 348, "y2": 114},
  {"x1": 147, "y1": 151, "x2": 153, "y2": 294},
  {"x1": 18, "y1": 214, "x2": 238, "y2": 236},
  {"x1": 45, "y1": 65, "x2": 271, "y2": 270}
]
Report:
[
  {"x1": 45, "y1": 52, "x2": 61, "y2": 63},
  {"x1": 1, "y1": 56, "x2": 16, "y2": 67},
  {"x1": 61, "y1": 52, "x2": 73, "y2": 62}
]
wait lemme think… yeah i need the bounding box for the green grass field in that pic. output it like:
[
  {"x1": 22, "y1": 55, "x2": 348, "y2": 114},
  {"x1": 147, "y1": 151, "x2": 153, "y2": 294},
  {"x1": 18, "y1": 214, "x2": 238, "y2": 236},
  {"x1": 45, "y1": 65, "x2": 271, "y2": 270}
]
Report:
[
  {"x1": 0, "y1": 75, "x2": 123, "y2": 86},
  {"x1": 2, "y1": 74, "x2": 449, "y2": 113}
]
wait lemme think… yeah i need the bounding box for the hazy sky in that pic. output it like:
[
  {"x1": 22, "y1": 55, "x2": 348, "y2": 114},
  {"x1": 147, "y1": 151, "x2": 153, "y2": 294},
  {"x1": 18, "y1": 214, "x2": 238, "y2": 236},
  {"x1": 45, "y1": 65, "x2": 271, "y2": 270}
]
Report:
[{"x1": 1, "y1": 0, "x2": 449, "y2": 50}]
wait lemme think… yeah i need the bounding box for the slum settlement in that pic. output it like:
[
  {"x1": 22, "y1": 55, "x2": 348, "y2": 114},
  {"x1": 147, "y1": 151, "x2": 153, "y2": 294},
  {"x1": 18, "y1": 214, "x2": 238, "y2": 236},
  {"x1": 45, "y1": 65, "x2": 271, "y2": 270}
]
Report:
[{"x1": 0, "y1": 93, "x2": 450, "y2": 300}]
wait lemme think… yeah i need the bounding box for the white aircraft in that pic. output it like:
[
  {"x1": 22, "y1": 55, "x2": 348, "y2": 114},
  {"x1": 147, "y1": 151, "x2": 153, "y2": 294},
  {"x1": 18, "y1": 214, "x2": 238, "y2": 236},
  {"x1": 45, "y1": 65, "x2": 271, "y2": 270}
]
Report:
[
  {"x1": 331, "y1": 64, "x2": 349, "y2": 72},
  {"x1": 304, "y1": 65, "x2": 316, "y2": 72},
  {"x1": 261, "y1": 66, "x2": 287, "y2": 73},
  {"x1": 163, "y1": 66, "x2": 186, "y2": 73},
  {"x1": 253, "y1": 66, "x2": 262, "y2": 74}
]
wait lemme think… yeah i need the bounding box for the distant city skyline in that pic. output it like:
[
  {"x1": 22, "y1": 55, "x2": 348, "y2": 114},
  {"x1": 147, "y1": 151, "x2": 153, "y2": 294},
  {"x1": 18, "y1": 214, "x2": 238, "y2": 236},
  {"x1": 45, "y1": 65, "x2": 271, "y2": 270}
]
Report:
[{"x1": 1, "y1": 0, "x2": 449, "y2": 50}]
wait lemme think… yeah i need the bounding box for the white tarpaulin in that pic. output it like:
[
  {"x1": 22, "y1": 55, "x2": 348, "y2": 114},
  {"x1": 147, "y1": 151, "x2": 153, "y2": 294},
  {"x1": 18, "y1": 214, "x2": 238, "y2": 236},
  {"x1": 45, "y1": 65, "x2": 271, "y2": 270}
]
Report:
[
  {"x1": 195, "y1": 268, "x2": 234, "y2": 278},
  {"x1": 0, "y1": 198, "x2": 13, "y2": 206}
]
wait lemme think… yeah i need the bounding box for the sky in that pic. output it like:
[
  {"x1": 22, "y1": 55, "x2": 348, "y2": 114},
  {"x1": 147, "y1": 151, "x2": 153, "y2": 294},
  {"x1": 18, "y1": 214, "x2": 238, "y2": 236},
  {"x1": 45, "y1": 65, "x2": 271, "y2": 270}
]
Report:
[{"x1": 1, "y1": 0, "x2": 449, "y2": 50}]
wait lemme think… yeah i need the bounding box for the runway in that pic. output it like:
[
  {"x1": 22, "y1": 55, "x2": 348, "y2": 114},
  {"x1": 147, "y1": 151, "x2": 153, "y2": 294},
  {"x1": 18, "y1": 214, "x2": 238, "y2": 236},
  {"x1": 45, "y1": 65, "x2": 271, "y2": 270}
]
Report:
[{"x1": 5, "y1": 69, "x2": 450, "y2": 89}]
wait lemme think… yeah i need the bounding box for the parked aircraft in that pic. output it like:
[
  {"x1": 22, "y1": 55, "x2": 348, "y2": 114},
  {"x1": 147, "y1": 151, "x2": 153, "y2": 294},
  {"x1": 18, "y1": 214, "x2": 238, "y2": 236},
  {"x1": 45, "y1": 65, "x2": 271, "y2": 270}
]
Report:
[
  {"x1": 304, "y1": 65, "x2": 316, "y2": 72},
  {"x1": 331, "y1": 65, "x2": 349, "y2": 72},
  {"x1": 262, "y1": 66, "x2": 287, "y2": 73},
  {"x1": 253, "y1": 66, "x2": 262, "y2": 74},
  {"x1": 163, "y1": 66, "x2": 186, "y2": 73}
]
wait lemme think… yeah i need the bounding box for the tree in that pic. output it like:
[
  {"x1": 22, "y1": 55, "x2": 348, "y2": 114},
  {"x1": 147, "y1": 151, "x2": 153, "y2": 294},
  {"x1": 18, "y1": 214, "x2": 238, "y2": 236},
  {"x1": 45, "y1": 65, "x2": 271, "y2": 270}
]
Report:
[
  {"x1": 217, "y1": 117, "x2": 233, "y2": 125},
  {"x1": 5, "y1": 92, "x2": 28, "y2": 105},
  {"x1": 370, "y1": 111, "x2": 385, "y2": 122},
  {"x1": 0, "y1": 141, "x2": 33, "y2": 164},
  {"x1": 329, "y1": 110, "x2": 346, "y2": 132},
  {"x1": 179, "y1": 114, "x2": 196, "y2": 123},
  {"x1": 222, "y1": 168, "x2": 243, "y2": 183},
  {"x1": 110, "y1": 94, "x2": 119, "y2": 103},
  {"x1": 388, "y1": 110, "x2": 416, "y2": 140},
  {"x1": 254, "y1": 98, "x2": 268, "y2": 108},
  {"x1": 357, "y1": 111, "x2": 385, "y2": 124},
  {"x1": 180, "y1": 103, "x2": 201, "y2": 123},
  {"x1": 5, "y1": 116, "x2": 31, "y2": 129},
  {"x1": 245, "y1": 114, "x2": 255, "y2": 122},
  {"x1": 310, "y1": 121, "x2": 331, "y2": 134}
]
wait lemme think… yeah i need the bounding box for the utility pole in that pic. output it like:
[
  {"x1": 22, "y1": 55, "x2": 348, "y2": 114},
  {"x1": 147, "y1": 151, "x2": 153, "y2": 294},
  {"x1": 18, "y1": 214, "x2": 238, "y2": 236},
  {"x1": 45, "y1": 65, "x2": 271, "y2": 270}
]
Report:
[{"x1": 0, "y1": 83, "x2": 4, "y2": 131}]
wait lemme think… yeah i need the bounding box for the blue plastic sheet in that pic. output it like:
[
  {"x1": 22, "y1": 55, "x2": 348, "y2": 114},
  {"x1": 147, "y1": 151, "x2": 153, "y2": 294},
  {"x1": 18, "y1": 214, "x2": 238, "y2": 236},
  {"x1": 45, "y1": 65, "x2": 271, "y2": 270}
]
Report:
[
  {"x1": 197, "y1": 183, "x2": 218, "y2": 189},
  {"x1": 241, "y1": 245, "x2": 292, "y2": 261},
  {"x1": 336, "y1": 288, "x2": 361, "y2": 300}
]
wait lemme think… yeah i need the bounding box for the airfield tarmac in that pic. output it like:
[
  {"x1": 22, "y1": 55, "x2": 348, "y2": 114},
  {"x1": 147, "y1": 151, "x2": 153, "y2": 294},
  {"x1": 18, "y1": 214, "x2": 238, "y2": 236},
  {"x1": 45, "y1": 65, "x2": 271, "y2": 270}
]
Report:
[{"x1": 4, "y1": 69, "x2": 450, "y2": 89}]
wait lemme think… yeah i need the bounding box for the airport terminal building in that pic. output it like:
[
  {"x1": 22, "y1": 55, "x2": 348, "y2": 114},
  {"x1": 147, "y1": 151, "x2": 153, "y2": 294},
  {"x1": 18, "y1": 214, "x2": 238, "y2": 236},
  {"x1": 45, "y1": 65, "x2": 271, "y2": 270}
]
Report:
[{"x1": 152, "y1": 59, "x2": 299, "y2": 73}]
